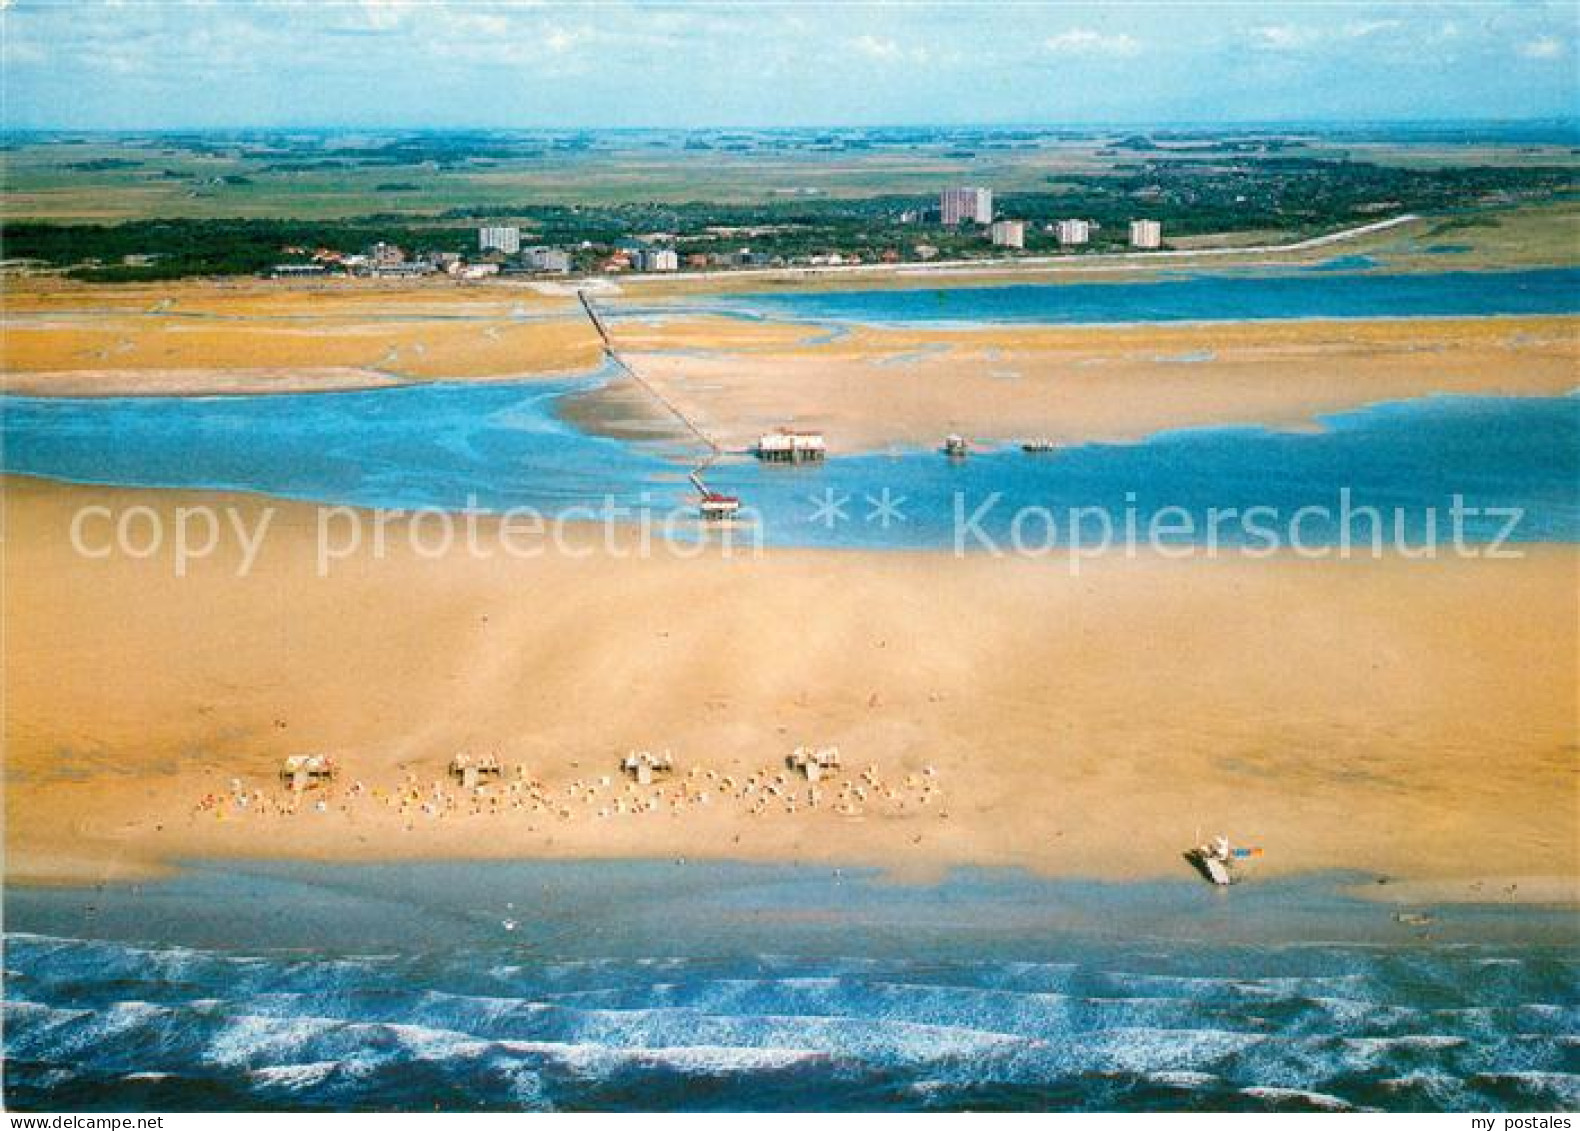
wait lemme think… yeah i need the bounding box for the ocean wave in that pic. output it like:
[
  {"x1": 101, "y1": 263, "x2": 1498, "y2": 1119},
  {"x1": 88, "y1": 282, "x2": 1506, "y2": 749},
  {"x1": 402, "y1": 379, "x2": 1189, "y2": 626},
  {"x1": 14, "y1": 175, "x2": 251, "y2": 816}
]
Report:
[
  {"x1": 1240, "y1": 1085, "x2": 1367, "y2": 1111},
  {"x1": 1468, "y1": 1072, "x2": 1580, "y2": 1108},
  {"x1": 247, "y1": 1060, "x2": 347, "y2": 1091},
  {"x1": 8, "y1": 930, "x2": 1577, "y2": 1112},
  {"x1": 1144, "y1": 1070, "x2": 1220, "y2": 1090}
]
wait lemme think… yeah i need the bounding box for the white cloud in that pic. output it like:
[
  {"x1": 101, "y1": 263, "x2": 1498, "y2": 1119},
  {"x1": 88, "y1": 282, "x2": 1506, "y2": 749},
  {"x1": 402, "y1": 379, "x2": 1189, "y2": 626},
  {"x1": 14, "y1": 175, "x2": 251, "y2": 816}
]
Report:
[
  {"x1": 545, "y1": 25, "x2": 588, "y2": 54},
  {"x1": 1044, "y1": 29, "x2": 1141, "y2": 57},
  {"x1": 849, "y1": 35, "x2": 929, "y2": 64},
  {"x1": 1519, "y1": 36, "x2": 1566, "y2": 60},
  {"x1": 357, "y1": 0, "x2": 412, "y2": 34},
  {"x1": 850, "y1": 35, "x2": 902, "y2": 61},
  {"x1": 1249, "y1": 25, "x2": 1318, "y2": 51},
  {"x1": 1344, "y1": 20, "x2": 1401, "y2": 39}
]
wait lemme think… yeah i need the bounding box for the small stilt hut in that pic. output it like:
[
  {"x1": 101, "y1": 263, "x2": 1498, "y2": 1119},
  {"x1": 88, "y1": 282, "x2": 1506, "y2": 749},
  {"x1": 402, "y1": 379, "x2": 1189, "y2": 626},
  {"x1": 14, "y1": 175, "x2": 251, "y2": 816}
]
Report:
[
  {"x1": 788, "y1": 745, "x2": 842, "y2": 782},
  {"x1": 449, "y1": 752, "x2": 504, "y2": 791},
  {"x1": 621, "y1": 750, "x2": 675, "y2": 786},
  {"x1": 280, "y1": 754, "x2": 337, "y2": 792}
]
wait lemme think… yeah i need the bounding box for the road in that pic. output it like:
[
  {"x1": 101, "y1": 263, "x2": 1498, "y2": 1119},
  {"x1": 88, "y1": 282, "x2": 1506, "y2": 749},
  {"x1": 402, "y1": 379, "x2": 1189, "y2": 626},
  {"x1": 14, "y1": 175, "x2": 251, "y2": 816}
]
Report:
[{"x1": 604, "y1": 213, "x2": 1423, "y2": 288}]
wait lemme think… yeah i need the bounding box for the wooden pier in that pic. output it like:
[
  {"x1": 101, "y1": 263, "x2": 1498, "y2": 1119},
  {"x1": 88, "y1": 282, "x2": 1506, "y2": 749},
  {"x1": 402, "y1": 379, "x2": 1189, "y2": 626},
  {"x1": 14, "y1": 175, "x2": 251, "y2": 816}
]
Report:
[
  {"x1": 577, "y1": 290, "x2": 720, "y2": 459},
  {"x1": 578, "y1": 290, "x2": 752, "y2": 523}
]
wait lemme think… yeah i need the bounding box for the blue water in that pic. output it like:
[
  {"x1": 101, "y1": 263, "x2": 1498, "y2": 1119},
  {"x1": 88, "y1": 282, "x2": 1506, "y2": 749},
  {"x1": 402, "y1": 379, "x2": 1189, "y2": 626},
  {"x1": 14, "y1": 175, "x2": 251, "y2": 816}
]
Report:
[
  {"x1": 6, "y1": 862, "x2": 1576, "y2": 1112},
  {"x1": 0, "y1": 370, "x2": 681, "y2": 514},
  {"x1": 703, "y1": 268, "x2": 1580, "y2": 327},
  {"x1": 5, "y1": 382, "x2": 1577, "y2": 549},
  {"x1": 713, "y1": 395, "x2": 1580, "y2": 549},
  {"x1": 1309, "y1": 254, "x2": 1381, "y2": 272}
]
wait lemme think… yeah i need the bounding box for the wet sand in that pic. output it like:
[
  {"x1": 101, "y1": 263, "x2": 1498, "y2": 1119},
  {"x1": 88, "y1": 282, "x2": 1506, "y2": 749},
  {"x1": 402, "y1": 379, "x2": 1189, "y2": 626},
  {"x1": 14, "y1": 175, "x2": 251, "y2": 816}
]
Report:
[
  {"x1": 6, "y1": 479, "x2": 1574, "y2": 897},
  {"x1": 2, "y1": 280, "x2": 604, "y2": 391},
  {"x1": 5, "y1": 276, "x2": 1573, "y2": 447},
  {"x1": 602, "y1": 314, "x2": 1580, "y2": 452}
]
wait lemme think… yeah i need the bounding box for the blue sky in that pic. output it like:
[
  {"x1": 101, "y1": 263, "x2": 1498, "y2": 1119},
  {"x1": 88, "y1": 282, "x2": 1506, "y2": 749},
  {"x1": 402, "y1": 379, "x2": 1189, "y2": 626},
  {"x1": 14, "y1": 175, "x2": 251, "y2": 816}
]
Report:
[{"x1": 2, "y1": 1, "x2": 1575, "y2": 129}]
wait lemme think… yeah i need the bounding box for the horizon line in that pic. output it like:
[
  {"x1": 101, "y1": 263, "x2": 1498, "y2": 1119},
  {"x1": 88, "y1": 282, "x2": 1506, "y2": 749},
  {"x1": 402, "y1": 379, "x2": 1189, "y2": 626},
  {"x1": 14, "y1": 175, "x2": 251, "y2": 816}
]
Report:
[{"x1": 4, "y1": 116, "x2": 1579, "y2": 137}]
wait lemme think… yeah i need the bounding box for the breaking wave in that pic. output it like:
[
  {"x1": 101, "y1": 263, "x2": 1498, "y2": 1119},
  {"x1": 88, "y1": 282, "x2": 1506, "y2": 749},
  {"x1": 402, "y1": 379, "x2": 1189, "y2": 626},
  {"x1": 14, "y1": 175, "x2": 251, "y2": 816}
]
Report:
[{"x1": 5, "y1": 932, "x2": 1576, "y2": 1111}]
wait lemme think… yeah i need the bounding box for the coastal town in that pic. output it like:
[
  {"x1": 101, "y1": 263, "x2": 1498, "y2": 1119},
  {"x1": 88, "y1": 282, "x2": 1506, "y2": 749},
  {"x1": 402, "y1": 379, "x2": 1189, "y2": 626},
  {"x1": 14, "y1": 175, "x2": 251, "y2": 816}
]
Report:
[{"x1": 268, "y1": 186, "x2": 1168, "y2": 280}]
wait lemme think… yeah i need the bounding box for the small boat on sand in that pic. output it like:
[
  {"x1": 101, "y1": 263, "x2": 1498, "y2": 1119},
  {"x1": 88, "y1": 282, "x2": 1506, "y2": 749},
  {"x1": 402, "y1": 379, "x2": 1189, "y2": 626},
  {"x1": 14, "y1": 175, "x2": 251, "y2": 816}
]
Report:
[{"x1": 1184, "y1": 834, "x2": 1262, "y2": 885}]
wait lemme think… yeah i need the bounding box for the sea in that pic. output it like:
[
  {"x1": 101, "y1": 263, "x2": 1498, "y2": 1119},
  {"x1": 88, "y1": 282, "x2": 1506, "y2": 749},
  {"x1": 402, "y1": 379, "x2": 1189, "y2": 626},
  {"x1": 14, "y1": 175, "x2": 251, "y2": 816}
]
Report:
[
  {"x1": 641, "y1": 265, "x2": 1580, "y2": 327},
  {"x1": 6, "y1": 862, "x2": 1578, "y2": 1112}
]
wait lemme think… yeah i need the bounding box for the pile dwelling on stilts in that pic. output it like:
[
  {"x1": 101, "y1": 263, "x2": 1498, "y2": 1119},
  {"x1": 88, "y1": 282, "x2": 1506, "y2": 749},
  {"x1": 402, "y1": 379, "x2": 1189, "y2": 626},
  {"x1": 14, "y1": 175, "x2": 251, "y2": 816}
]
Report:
[
  {"x1": 755, "y1": 429, "x2": 826, "y2": 463},
  {"x1": 279, "y1": 754, "x2": 338, "y2": 792},
  {"x1": 690, "y1": 471, "x2": 741, "y2": 521},
  {"x1": 580, "y1": 289, "x2": 747, "y2": 523},
  {"x1": 621, "y1": 750, "x2": 675, "y2": 785},
  {"x1": 449, "y1": 752, "x2": 504, "y2": 792},
  {"x1": 787, "y1": 745, "x2": 842, "y2": 782}
]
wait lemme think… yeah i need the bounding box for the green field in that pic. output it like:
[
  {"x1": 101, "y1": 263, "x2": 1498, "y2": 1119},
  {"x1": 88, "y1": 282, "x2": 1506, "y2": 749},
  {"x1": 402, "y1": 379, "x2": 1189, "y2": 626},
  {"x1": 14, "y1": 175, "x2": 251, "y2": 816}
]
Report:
[
  {"x1": 1, "y1": 126, "x2": 1575, "y2": 281},
  {"x1": 4, "y1": 126, "x2": 1576, "y2": 221}
]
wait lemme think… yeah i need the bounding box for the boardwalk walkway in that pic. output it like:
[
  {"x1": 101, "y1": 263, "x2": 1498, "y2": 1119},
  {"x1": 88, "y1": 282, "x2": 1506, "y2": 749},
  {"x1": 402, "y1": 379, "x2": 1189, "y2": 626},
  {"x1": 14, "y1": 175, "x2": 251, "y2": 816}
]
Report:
[{"x1": 577, "y1": 290, "x2": 721, "y2": 465}]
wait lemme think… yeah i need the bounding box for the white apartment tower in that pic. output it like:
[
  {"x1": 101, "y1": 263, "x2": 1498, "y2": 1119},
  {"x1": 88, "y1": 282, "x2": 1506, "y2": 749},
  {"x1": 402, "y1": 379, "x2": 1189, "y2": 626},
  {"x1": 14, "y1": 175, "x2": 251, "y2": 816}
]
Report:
[
  {"x1": 1055, "y1": 219, "x2": 1091, "y2": 246},
  {"x1": 479, "y1": 226, "x2": 522, "y2": 255},
  {"x1": 634, "y1": 247, "x2": 679, "y2": 273},
  {"x1": 940, "y1": 187, "x2": 993, "y2": 225},
  {"x1": 1129, "y1": 219, "x2": 1163, "y2": 249}
]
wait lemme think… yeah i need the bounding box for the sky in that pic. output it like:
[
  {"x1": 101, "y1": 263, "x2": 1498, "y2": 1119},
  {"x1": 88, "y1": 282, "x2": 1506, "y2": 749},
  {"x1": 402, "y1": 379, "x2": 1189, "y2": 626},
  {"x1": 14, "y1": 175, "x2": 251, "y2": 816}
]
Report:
[{"x1": 1, "y1": 0, "x2": 1576, "y2": 130}]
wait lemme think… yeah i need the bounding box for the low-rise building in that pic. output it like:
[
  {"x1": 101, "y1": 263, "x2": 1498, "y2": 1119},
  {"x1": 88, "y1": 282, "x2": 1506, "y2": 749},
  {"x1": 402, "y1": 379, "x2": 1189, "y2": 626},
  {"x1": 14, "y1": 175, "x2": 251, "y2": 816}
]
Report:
[
  {"x1": 990, "y1": 220, "x2": 1026, "y2": 249},
  {"x1": 369, "y1": 262, "x2": 435, "y2": 278},
  {"x1": 368, "y1": 241, "x2": 405, "y2": 267},
  {"x1": 521, "y1": 246, "x2": 570, "y2": 273}
]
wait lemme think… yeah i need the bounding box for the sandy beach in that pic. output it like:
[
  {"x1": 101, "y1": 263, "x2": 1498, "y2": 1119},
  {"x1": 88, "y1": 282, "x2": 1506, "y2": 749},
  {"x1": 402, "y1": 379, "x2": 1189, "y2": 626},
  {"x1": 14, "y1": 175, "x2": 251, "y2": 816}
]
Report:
[
  {"x1": 6, "y1": 274, "x2": 1573, "y2": 456},
  {"x1": 2, "y1": 280, "x2": 604, "y2": 393},
  {"x1": 604, "y1": 314, "x2": 1579, "y2": 452},
  {"x1": 4, "y1": 274, "x2": 1577, "y2": 897},
  {"x1": 5, "y1": 478, "x2": 1574, "y2": 896}
]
